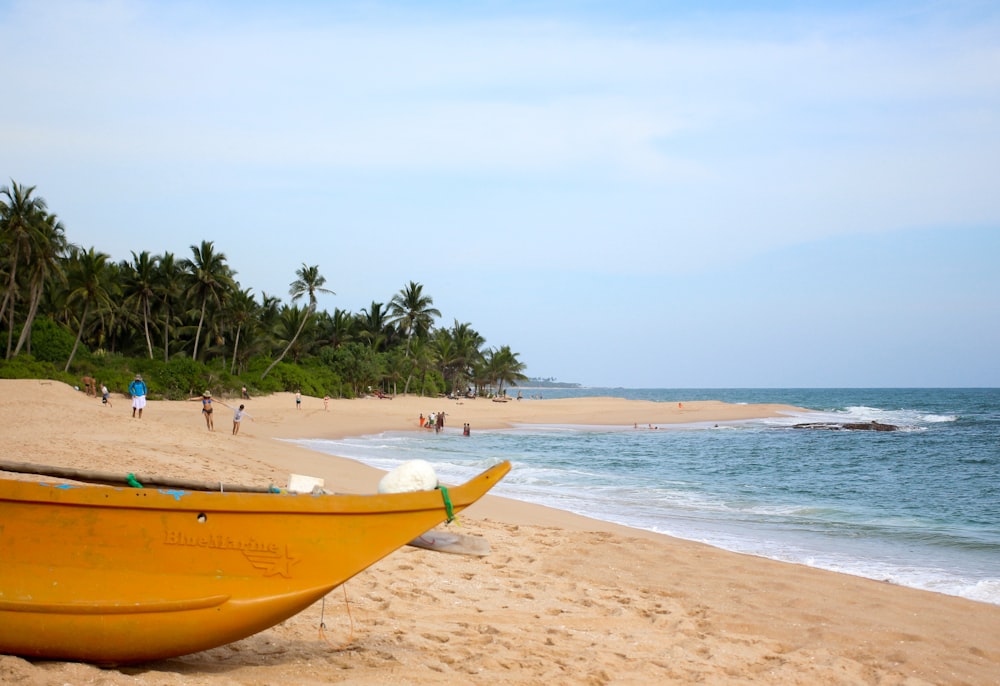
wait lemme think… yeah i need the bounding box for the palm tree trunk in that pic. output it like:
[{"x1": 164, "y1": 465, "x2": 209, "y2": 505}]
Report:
[
  {"x1": 13, "y1": 281, "x2": 42, "y2": 356},
  {"x1": 230, "y1": 325, "x2": 242, "y2": 375},
  {"x1": 261, "y1": 307, "x2": 312, "y2": 380},
  {"x1": 162, "y1": 306, "x2": 171, "y2": 362},
  {"x1": 143, "y1": 299, "x2": 154, "y2": 359},
  {"x1": 0, "y1": 287, "x2": 11, "y2": 329},
  {"x1": 5, "y1": 307, "x2": 15, "y2": 360},
  {"x1": 2, "y1": 246, "x2": 19, "y2": 359},
  {"x1": 4, "y1": 294, "x2": 15, "y2": 360},
  {"x1": 0, "y1": 285, "x2": 11, "y2": 328},
  {"x1": 193, "y1": 299, "x2": 207, "y2": 362},
  {"x1": 401, "y1": 333, "x2": 415, "y2": 394},
  {"x1": 64, "y1": 301, "x2": 90, "y2": 372}
]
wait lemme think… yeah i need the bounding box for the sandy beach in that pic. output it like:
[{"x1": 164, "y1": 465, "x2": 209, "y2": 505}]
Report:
[{"x1": 2, "y1": 379, "x2": 998, "y2": 685}]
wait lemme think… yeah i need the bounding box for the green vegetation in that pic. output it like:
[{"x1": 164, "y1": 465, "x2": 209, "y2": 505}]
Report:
[
  {"x1": 0, "y1": 180, "x2": 528, "y2": 399},
  {"x1": 524, "y1": 377, "x2": 582, "y2": 389}
]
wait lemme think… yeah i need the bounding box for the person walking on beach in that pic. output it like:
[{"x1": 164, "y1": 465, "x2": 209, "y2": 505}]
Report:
[
  {"x1": 128, "y1": 374, "x2": 147, "y2": 418},
  {"x1": 101, "y1": 383, "x2": 112, "y2": 408},
  {"x1": 295, "y1": 390, "x2": 302, "y2": 410},
  {"x1": 323, "y1": 394, "x2": 330, "y2": 411},
  {"x1": 241, "y1": 385, "x2": 250, "y2": 400},
  {"x1": 190, "y1": 390, "x2": 215, "y2": 431},
  {"x1": 232, "y1": 404, "x2": 253, "y2": 435}
]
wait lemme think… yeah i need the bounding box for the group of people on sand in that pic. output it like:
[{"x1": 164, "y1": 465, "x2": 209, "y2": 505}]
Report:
[
  {"x1": 78, "y1": 373, "x2": 150, "y2": 417},
  {"x1": 419, "y1": 411, "x2": 448, "y2": 433},
  {"x1": 293, "y1": 389, "x2": 338, "y2": 411},
  {"x1": 81, "y1": 373, "x2": 254, "y2": 436},
  {"x1": 189, "y1": 390, "x2": 253, "y2": 435},
  {"x1": 80, "y1": 376, "x2": 114, "y2": 408},
  {"x1": 80, "y1": 373, "x2": 146, "y2": 417},
  {"x1": 416, "y1": 411, "x2": 470, "y2": 436}
]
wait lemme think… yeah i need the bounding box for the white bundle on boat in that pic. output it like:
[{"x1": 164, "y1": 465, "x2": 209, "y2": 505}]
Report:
[{"x1": 378, "y1": 459, "x2": 439, "y2": 494}]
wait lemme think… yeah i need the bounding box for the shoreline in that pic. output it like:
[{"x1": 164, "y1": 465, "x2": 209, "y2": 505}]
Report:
[
  {"x1": 2, "y1": 379, "x2": 999, "y2": 684},
  {"x1": 292, "y1": 406, "x2": 1000, "y2": 608}
]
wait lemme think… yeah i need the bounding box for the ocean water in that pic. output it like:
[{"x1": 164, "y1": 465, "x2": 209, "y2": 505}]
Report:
[{"x1": 294, "y1": 388, "x2": 1000, "y2": 606}]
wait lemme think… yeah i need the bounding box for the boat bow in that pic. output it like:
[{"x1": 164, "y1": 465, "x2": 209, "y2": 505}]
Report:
[{"x1": 0, "y1": 460, "x2": 510, "y2": 663}]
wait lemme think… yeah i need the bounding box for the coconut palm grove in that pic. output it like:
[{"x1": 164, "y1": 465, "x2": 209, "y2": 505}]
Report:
[{"x1": 0, "y1": 180, "x2": 528, "y2": 399}]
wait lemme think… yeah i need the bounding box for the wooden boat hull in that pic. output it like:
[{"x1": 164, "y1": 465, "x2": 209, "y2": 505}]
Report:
[{"x1": 0, "y1": 461, "x2": 509, "y2": 664}]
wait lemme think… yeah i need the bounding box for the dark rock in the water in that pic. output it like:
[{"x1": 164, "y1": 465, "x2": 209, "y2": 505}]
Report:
[{"x1": 792, "y1": 421, "x2": 899, "y2": 432}]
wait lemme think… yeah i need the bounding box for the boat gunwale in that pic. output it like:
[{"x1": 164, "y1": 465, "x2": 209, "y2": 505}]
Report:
[{"x1": 0, "y1": 461, "x2": 511, "y2": 515}]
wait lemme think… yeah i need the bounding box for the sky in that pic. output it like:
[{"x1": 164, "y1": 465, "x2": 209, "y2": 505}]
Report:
[{"x1": 2, "y1": 0, "x2": 999, "y2": 388}]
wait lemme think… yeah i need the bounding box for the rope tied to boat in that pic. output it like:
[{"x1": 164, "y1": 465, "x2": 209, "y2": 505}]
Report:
[
  {"x1": 318, "y1": 585, "x2": 356, "y2": 651},
  {"x1": 438, "y1": 485, "x2": 455, "y2": 523},
  {"x1": 126, "y1": 473, "x2": 143, "y2": 488}
]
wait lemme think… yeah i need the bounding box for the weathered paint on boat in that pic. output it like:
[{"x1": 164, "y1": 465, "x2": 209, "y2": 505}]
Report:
[{"x1": 0, "y1": 461, "x2": 509, "y2": 664}]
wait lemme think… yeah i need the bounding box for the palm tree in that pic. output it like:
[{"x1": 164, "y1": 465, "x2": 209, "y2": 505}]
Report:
[
  {"x1": 484, "y1": 345, "x2": 528, "y2": 396},
  {"x1": 97, "y1": 260, "x2": 130, "y2": 354},
  {"x1": 182, "y1": 240, "x2": 235, "y2": 362},
  {"x1": 226, "y1": 286, "x2": 258, "y2": 375},
  {"x1": 122, "y1": 251, "x2": 159, "y2": 359},
  {"x1": 388, "y1": 281, "x2": 440, "y2": 353},
  {"x1": 407, "y1": 336, "x2": 438, "y2": 395},
  {"x1": 257, "y1": 292, "x2": 281, "y2": 326},
  {"x1": 1, "y1": 180, "x2": 49, "y2": 359},
  {"x1": 272, "y1": 304, "x2": 313, "y2": 363},
  {"x1": 388, "y1": 281, "x2": 441, "y2": 394},
  {"x1": 356, "y1": 301, "x2": 392, "y2": 352},
  {"x1": 63, "y1": 247, "x2": 115, "y2": 371},
  {"x1": 453, "y1": 321, "x2": 485, "y2": 366},
  {"x1": 153, "y1": 252, "x2": 184, "y2": 362},
  {"x1": 435, "y1": 320, "x2": 485, "y2": 392},
  {"x1": 13, "y1": 212, "x2": 69, "y2": 356},
  {"x1": 327, "y1": 308, "x2": 356, "y2": 349},
  {"x1": 261, "y1": 264, "x2": 333, "y2": 379}
]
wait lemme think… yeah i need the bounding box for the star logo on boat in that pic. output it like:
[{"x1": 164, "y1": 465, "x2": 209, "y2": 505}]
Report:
[{"x1": 244, "y1": 545, "x2": 301, "y2": 578}]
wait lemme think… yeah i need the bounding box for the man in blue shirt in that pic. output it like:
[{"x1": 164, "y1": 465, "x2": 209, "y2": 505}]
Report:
[{"x1": 128, "y1": 374, "x2": 148, "y2": 419}]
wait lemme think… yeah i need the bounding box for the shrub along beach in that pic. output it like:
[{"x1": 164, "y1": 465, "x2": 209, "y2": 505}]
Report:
[{"x1": 1, "y1": 181, "x2": 527, "y2": 403}]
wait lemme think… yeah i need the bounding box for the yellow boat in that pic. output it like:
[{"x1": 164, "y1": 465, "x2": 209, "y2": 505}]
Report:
[{"x1": 0, "y1": 460, "x2": 510, "y2": 664}]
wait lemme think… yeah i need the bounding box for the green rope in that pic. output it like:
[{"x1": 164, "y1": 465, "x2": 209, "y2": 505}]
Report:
[
  {"x1": 438, "y1": 485, "x2": 454, "y2": 523},
  {"x1": 126, "y1": 473, "x2": 144, "y2": 488}
]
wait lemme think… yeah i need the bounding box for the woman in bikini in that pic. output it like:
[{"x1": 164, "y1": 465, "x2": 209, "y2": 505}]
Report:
[{"x1": 189, "y1": 390, "x2": 215, "y2": 431}]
